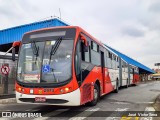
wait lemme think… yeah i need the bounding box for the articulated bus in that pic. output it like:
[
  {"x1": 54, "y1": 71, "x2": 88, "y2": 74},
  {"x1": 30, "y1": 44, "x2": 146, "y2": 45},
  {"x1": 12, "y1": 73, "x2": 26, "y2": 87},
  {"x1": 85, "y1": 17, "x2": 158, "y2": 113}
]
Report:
[{"x1": 12, "y1": 26, "x2": 139, "y2": 106}]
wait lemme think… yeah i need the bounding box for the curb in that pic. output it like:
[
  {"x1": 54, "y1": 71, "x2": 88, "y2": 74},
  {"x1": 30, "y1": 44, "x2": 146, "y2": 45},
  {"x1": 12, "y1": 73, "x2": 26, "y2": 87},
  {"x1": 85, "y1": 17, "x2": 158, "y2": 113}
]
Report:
[
  {"x1": 153, "y1": 94, "x2": 160, "y2": 111},
  {"x1": 0, "y1": 98, "x2": 16, "y2": 104},
  {"x1": 0, "y1": 94, "x2": 15, "y2": 99}
]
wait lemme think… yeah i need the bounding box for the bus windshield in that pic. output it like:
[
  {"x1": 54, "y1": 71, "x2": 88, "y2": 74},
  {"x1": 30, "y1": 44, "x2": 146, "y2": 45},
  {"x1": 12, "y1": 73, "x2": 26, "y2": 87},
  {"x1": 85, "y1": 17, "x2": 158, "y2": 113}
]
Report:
[{"x1": 17, "y1": 39, "x2": 73, "y2": 84}]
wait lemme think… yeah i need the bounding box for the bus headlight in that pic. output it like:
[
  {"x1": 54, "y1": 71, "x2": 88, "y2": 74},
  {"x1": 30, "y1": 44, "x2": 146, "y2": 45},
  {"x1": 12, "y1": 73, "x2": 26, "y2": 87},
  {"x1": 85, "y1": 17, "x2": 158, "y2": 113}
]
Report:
[
  {"x1": 17, "y1": 87, "x2": 24, "y2": 93},
  {"x1": 60, "y1": 87, "x2": 72, "y2": 93},
  {"x1": 18, "y1": 87, "x2": 22, "y2": 91},
  {"x1": 65, "y1": 88, "x2": 69, "y2": 92}
]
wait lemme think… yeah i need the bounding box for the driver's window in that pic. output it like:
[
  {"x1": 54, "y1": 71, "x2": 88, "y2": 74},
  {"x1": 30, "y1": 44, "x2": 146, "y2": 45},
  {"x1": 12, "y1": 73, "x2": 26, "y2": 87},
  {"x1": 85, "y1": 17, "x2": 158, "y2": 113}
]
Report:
[{"x1": 75, "y1": 40, "x2": 81, "y2": 83}]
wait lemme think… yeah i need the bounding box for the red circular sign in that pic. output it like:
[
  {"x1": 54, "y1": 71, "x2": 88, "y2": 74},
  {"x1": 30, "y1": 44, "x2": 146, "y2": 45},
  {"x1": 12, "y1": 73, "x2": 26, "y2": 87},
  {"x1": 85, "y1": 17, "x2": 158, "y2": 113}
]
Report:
[{"x1": 1, "y1": 65, "x2": 10, "y2": 75}]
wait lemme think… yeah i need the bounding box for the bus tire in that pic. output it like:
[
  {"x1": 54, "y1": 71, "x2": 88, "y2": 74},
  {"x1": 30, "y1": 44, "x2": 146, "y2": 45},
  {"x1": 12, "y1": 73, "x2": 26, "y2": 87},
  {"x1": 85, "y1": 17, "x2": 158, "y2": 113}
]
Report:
[
  {"x1": 89, "y1": 84, "x2": 100, "y2": 106},
  {"x1": 115, "y1": 80, "x2": 119, "y2": 93}
]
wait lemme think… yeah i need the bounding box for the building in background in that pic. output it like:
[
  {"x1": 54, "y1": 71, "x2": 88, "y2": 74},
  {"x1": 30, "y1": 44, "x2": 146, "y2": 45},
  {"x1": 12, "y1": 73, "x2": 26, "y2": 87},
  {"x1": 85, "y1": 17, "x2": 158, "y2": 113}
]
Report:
[{"x1": 151, "y1": 68, "x2": 160, "y2": 80}]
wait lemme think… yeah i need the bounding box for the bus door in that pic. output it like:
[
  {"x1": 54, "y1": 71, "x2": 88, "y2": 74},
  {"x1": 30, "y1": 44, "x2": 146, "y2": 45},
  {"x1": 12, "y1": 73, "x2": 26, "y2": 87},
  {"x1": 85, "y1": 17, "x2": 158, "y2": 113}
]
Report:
[{"x1": 100, "y1": 51, "x2": 106, "y2": 93}]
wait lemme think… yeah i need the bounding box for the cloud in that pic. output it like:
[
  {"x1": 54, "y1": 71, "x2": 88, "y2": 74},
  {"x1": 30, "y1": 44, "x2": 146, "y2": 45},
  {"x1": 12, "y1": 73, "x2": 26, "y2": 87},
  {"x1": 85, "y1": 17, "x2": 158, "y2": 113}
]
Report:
[
  {"x1": 122, "y1": 27, "x2": 145, "y2": 37},
  {"x1": 0, "y1": 0, "x2": 159, "y2": 69},
  {"x1": 138, "y1": 1, "x2": 160, "y2": 32},
  {"x1": 0, "y1": 7, "x2": 15, "y2": 17},
  {"x1": 149, "y1": 2, "x2": 160, "y2": 13}
]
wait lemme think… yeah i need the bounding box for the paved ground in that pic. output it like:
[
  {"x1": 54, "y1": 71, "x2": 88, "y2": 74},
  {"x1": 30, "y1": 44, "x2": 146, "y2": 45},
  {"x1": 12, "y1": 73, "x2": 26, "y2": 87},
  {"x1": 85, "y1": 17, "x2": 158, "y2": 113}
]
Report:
[{"x1": 0, "y1": 81, "x2": 160, "y2": 120}]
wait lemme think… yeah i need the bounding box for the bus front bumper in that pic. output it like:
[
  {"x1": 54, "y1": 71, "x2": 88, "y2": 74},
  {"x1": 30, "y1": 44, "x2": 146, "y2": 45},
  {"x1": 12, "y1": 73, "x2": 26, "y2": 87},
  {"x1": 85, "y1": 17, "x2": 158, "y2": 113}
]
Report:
[{"x1": 16, "y1": 88, "x2": 80, "y2": 106}]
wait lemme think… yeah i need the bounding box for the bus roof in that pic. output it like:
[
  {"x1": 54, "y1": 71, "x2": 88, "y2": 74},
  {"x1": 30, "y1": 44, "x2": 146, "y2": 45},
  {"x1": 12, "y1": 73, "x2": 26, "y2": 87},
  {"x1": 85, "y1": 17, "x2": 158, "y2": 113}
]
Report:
[{"x1": 24, "y1": 26, "x2": 103, "y2": 46}]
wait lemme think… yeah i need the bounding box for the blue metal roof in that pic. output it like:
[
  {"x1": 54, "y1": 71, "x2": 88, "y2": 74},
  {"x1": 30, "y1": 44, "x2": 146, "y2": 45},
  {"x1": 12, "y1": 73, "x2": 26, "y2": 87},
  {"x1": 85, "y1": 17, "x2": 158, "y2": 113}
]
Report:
[
  {"x1": 103, "y1": 44, "x2": 155, "y2": 74},
  {"x1": 0, "y1": 18, "x2": 68, "y2": 45}
]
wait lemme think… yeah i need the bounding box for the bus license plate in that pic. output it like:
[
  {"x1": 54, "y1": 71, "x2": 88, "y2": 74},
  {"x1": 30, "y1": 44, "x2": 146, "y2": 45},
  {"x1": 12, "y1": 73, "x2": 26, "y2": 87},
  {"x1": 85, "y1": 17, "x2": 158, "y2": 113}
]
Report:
[{"x1": 35, "y1": 97, "x2": 46, "y2": 102}]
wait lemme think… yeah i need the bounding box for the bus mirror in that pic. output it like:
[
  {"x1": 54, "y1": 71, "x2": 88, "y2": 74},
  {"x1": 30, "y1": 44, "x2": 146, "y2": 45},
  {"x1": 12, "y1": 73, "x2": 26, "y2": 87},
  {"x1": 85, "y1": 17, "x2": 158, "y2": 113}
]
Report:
[
  {"x1": 80, "y1": 34, "x2": 88, "y2": 46},
  {"x1": 12, "y1": 41, "x2": 21, "y2": 47},
  {"x1": 12, "y1": 47, "x2": 15, "y2": 61},
  {"x1": 11, "y1": 41, "x2": 21, "y2": 61},
  {"x1": 80, "y1": 34, "x2": 88, "y2": 52},
  {"x1": 83, "y1": 42, "x2": 89, "y2": 52}
]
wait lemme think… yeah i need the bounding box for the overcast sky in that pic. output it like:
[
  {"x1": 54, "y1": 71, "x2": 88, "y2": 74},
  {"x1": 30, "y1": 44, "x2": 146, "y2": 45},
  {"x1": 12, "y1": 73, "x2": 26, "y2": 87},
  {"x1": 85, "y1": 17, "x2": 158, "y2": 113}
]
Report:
[{"x1": 0, "y1": 0, "x2": 159, "y2": 69}]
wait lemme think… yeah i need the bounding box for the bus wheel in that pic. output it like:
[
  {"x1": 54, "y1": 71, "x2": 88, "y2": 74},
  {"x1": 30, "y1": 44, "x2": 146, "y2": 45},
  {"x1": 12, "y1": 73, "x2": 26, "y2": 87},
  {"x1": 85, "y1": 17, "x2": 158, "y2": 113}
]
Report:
[
  {"x1": 89, "y1": 84, "x2": 99, "y2": 106},
  {"x1": 115, "y1": 80, "x2": 119, "y2": 93}
]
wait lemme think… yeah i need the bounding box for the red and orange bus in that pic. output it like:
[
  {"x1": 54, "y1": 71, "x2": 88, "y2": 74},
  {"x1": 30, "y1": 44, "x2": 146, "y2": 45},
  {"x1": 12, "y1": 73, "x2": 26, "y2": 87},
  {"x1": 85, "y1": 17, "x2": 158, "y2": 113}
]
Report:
[{"x1": 12, "y1": 26, "x2": 139, "y2": 106}]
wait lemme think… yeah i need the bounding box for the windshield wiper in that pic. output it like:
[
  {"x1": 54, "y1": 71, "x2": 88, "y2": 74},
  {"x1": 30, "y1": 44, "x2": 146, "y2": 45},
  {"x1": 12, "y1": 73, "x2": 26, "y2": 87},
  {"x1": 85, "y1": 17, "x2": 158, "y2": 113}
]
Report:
[
  {"x1": 48, "y1": 37, "x2": 62, "y2": 82},
  {"x1": 49, "y1": 37, "x2": 62, "y2": 62},
  {"x1": 31, "y1": 41, "x2": 39, "y2": 63},
  {"x1": 31, "y1": 41, "x2": 39, "y2": 56}
]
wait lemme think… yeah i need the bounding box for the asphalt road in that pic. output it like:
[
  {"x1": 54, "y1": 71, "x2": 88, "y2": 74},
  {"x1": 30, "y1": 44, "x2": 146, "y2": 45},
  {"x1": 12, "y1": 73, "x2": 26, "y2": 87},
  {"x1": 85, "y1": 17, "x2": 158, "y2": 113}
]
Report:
[{"x1": 0, "y1": 81, "x2": 160, "y2": 120}]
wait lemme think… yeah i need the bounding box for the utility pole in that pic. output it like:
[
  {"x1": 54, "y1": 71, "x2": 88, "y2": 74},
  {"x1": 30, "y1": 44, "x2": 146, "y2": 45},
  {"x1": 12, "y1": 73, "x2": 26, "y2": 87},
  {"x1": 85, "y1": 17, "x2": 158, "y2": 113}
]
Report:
[{"x1": 59, "y1": 8, "x2": 61, "y2": 19}]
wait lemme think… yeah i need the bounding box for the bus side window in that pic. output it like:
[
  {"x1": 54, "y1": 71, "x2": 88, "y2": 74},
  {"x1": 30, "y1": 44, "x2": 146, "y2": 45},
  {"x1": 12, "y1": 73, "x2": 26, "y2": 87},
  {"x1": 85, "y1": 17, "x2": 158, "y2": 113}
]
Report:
[
  {"x1": 122, "y1": 61, "x2": 124, "y2": 72},
  {"x1": 106, "y1": 51, "x2": 112, "y2": 68},
  {"x1": 109, "y1": 52, "x2": 113, "y2": 68},
  {"x1": 112, "y1": 54, "x2": 116, "y2": 70},
  {"x1": 116, "y1": 57, "x2": 119, "y2": 69},
  {"x1": 123, "y1": 62, "x2": 126, "y2": 72},
  {"x1": 75, "y1": 41, "x2": 81, "y2": 84},
  {"x1": 91, "y1": 41, "x2": 100, "y2": 66},
  {"x1": 81, "y1": 42, "x2": 85, "y2": 61},
  {"x1": 123, "y1": 62, "x2": 125, "y2": 72},
  {"x1": 126, "y1": 63, "x2": 128, "y2": 73},
  {"x1": 91, "y1": 41, "x2": 99, "y2": 52},
  {"x1": 104, "y1": 50, "x2": 107, "y2": 67}
]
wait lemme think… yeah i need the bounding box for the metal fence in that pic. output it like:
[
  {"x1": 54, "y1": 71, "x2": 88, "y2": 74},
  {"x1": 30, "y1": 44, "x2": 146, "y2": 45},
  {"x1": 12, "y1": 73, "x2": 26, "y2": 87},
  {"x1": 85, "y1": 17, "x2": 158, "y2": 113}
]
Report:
[{"x1": 0, "y1": 59, "x2": 17, "y2": 95}]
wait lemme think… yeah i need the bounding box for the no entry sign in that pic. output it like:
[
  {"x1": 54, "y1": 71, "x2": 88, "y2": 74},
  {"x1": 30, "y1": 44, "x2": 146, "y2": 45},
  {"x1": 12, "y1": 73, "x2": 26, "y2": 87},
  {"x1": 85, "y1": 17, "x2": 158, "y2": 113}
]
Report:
[{"x1": 1, "y1": 64, "x2": 10, "y2": 75}]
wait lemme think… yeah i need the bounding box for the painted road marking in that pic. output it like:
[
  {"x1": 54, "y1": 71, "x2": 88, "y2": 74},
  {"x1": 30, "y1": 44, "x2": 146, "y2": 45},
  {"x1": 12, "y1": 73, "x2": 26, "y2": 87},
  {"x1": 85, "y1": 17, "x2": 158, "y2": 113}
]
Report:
[
  {"x1": 145, "y1": 107, "x2": 155, "y2": 111},
  {"x1": 69, "y1": 108, "x2": 100, "y2": 120},
  {"x1": 135, "y1": 102, "x2": 154, "y2": 104},
  {"x1": 25, "y1": 109, "x2": 32, "y2": 111},
  {"x1": 105, "y1": 108, "x2": 129, "y2": 120},
  {"x1": 110, "y1": 102, "x2": 130, "y2": 105}
]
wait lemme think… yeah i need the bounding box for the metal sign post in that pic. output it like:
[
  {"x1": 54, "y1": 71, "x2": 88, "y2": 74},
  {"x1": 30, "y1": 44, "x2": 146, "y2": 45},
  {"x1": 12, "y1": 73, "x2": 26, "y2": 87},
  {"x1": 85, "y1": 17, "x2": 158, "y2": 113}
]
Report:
[{"x1": 1, "y1": 63, "x2": 10, "y2": 94}]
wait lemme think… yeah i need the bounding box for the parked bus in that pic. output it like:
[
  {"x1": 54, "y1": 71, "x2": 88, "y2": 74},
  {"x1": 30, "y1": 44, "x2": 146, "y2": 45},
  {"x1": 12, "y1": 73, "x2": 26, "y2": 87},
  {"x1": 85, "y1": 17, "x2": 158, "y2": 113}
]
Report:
[{"x1": 12, "y1": 26, "x2": 139, "y2": 106}]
